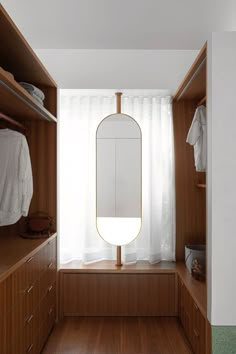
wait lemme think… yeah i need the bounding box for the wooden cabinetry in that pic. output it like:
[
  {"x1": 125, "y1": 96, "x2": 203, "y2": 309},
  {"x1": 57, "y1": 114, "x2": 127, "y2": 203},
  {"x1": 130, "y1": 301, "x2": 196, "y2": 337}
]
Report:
[
  {"x1": 0, "y1": 277, "x2": 12, "y2": 354},
  {"x1": 62, "y1": 272, "x2": 177, "y2": 317},
  {"x1": 0, "y1": 5, "x2": 57, "y2": 352},
  {"x1": 178, "y1": 275, "x2": 208, "y2": 354},
  {"x1": 0, "y1": 235, "x2": 57, "y2": 354}
]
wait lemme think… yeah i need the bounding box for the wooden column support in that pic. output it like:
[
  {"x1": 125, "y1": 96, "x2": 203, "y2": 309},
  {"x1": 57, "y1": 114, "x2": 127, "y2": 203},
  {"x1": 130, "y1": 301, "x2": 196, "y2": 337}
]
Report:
[
  {"x1": 115, "y1": 92, "x2": 122, "y2": 114},
  {"x1": 116, "y1": 246, "x2": 122, "y2": 267},
  {"x1": 115, "y1": 92, "x2": 123, "y2": 267}
]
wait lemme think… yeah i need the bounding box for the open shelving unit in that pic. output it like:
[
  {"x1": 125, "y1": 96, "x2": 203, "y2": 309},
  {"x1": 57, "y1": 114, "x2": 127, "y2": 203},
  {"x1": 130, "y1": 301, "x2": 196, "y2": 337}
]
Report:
[
  {"x1": 0, "y1": 4, "x2": 58, "y2": 353},
  {"x1": 0, "y1": 4, "x2": 57, "y2": 123},
  {"x1": 0, "y1": 3, "x2": 57, "y2": 239}
]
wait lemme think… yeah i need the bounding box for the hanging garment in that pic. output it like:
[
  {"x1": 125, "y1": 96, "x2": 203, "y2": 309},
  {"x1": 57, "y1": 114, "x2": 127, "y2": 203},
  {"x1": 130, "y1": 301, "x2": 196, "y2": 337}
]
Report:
[
  {"x1": 186, "y1": 105, "x2": 207, "y2": 172},
  {"x1": 0, "y1": 129, "x2": 33, "y2": 226}
]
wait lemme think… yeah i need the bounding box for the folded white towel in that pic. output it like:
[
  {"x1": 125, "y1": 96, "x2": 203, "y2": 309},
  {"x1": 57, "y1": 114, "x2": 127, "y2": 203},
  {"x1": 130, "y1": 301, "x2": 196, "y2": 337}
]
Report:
[
  {"x1": 19, "y1": 82, "x2": 45, "y2": 101},
  {"x1": 31, "y1": 92, "x2": 44, "y2": 106}
]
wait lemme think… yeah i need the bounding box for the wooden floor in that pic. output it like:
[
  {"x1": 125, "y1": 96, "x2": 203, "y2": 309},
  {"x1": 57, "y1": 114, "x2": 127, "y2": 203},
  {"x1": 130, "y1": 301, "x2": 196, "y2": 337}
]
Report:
[{"x1": 42, "y1": 317, "x2": 192, "y2": 354}]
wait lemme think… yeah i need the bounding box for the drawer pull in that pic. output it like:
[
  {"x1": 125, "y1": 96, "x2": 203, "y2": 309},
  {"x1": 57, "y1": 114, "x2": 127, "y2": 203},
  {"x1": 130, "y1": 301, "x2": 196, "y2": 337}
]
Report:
[
  {"x1": 26, "y1": 284, "x2": 34, "y2": 294},
  {"x1": 26, "y1": 314, "x2": 34, "y2": 324},
  {"x1": 26, "y1": 256, "x2": 34, "y2": 263},
  {"x1": 48, "y1": 262, "x2": 53, "y2": 269},
  {"x1": 27, "y1": 343, "x2": 34, "y2": 352},
  {"x1": 48, "y1": 307, "x2": 53, "y2": 316},
  {"x1": 48, "y1": 285, "x2": 53, "y2": 293}
]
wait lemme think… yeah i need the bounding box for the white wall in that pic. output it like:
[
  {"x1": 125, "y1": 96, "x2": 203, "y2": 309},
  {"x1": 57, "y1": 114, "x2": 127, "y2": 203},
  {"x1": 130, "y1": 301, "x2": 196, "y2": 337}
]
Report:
[
  {"x1": 207, "y1": 32, "x2": 236, "y2": 325},
  {"x1": 35, "y1": 49, "x2": 198, "y2": 92}
]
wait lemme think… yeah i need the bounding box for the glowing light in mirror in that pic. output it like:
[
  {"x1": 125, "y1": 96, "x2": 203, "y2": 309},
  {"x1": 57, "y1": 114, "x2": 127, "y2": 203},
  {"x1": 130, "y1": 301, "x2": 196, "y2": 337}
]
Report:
[{"x1": 97, "y1": 217, "x2": 142, "y2": 246}]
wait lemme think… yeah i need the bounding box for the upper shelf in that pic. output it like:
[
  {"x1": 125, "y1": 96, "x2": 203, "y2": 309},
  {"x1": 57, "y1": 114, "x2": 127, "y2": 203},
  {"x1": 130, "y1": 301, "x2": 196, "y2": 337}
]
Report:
[
  {"x1": 0, "y1": 67, "x2": 57, "y2": 122},
  {"x1": 173, "y1": 43, "x2": 207, "y2": 101},
  {"x1": 0, "y1": 5, "x2": 56, "y2": 87},
  {"x1": 0, "y1": 4, "x2": 57, "y2": 122}
]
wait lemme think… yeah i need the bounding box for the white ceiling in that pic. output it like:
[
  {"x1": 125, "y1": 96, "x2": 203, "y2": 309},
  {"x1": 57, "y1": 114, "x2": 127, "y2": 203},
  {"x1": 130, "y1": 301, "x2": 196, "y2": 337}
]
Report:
[{"x1": 2, "y1": 0, "x2": 236, "y2": 50}]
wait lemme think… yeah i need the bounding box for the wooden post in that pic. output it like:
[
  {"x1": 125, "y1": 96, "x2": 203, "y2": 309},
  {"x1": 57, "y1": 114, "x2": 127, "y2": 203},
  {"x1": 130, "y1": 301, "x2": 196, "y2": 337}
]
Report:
[
  {"x1": 115, "y1": 92, "x2": 122, "y2": 114},
  {"x1": 115, "y1": 92, "x2": 122, "y2": 266},
  {"x1": 116, "y1": 245, "x2": 122, "y2": 267}
]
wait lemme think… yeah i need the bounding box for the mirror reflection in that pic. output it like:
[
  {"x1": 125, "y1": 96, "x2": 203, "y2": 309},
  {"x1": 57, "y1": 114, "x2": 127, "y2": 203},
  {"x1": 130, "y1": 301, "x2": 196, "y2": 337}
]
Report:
[{"x1": 96, "y1": 113, "x2": 142, "y2": 246}]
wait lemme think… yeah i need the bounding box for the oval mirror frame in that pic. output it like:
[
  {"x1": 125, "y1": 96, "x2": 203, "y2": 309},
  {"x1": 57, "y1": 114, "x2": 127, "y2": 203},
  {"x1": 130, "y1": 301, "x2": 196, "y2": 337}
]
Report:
[{"x1": 96, "y1": 113, "x2": 142, "y2": 246}]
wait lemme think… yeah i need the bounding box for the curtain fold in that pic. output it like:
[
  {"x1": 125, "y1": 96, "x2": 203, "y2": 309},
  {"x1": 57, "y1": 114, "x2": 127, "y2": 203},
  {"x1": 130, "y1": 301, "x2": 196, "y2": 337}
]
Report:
[{"x1": 59, "y1": 90, "x2": 175, "y2": 264}]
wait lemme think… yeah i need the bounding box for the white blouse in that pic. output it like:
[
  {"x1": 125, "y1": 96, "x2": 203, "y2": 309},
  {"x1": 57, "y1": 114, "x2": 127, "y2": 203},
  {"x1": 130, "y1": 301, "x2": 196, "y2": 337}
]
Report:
[
  {"x1": 186, "y1": 105, "x2": 207, "y2": 172},
  {"x1": 0, "y1": 129, "x2": 33, "y2": 226}
]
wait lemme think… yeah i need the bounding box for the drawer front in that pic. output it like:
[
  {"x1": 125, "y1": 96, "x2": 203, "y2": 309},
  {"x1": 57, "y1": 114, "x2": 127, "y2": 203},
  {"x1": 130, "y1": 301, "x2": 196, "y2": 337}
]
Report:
[
  {"x1": 39, "y1": 305, "x2": 56, "y2": 353},
  {"x1": 193, "y1": 302, "x2": 206, "y2": 354},
  {"x1": 63, "y1": 273, "x2": 177, "y2": 316},
  {"x1": 39, "y1": 258, "x2": 57, "y2": 301},
  {"x1": 40, "y1": 282, "x2": 56, "y2": 325},
  {"x1": 13, "y1": 280, "x2": 40, "y2": 327},
  {"x1": 25, "y1": 253, "x2": 40, "y2": 286}
]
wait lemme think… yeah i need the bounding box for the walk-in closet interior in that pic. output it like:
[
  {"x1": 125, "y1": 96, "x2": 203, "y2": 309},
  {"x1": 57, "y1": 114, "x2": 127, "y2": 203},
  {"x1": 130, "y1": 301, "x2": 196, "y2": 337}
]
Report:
[{"x1": 1, "y1": 2, "x2": 236, "y2": 354}]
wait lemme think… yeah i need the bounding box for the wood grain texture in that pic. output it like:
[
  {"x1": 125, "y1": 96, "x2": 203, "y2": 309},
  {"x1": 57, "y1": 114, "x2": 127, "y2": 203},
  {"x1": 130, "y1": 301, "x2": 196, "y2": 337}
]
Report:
[
  {"x1": 26, "y1": 120, "x2": 57, "y2": 224},
  {"x1": 62, "y1": 273, "x2": 177, "y2": 317},
  {"x1": 174, "y1": 43, "x2": 207, "y2": 101},
  {"x1": 0, "y1": 233, "x2": 57, "y2": 283},
  {"x1": 178, "y1": 274, "x2": 209, "y2": 354},
  {"x1": 60, "y1": 260, "x2": 177, "y2": 273},
  {"x1": 0, "y1": 5, "x2": 56, "y2": 87},
  {"x1": 42, "y1": 317, "x2": 192, "y2": 354},
  {"x1": 0, "y1": 67, "x2": 57, "y2": 122},
  {"x1": 177, "y1": 263, "x2": 206, "y2": 319},
  {"x1": 173, "y1": 100, "x2": 206, "y2": 261}
]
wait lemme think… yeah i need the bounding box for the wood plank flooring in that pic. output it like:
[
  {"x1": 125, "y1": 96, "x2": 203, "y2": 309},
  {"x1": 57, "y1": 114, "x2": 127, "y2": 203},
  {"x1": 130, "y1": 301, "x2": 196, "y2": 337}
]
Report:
[{"x1": 42, "y1": 317, "x2": 192, "y2": 354}]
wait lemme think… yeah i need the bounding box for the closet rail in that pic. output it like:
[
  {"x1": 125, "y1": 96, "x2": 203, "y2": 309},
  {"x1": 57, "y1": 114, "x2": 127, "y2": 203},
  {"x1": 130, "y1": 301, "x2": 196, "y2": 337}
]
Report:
[
  {"x1": 0, "y1": 112, "x2": 27, "y2": 133},
  {"x1": 197, "y1": 96, "x2": 206, "y2": 106}
]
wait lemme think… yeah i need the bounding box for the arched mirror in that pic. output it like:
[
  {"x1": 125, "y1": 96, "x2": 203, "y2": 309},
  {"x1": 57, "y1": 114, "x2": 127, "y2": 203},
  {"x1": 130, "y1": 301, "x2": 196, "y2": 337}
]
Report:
[{"x1": 96, "y1": 93, "x2": 142, "y2": 266}]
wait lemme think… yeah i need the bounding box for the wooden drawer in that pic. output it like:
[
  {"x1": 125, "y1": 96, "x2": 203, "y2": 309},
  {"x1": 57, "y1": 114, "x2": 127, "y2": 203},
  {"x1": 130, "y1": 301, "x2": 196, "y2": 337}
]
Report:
[
  {"x1": 13, "y1": 280, "x2": 40, "y2": 327},
  {"x1": 63, "y1": 273, "x2": 177, "y2": 316},
  {"x1": 12, "y1": 255, "x2": 40, "y2": 306},
  {"x1": 39, "y1": 258, "x2": 57, "y2": 301},
  {"x1": 12, "y1": 306, "x2": 40, "y2": 354},
  {"x1": 192, "y1": 302, "x2": 206, "y2": 354},
  {"x1": 39, "y1": 305, "x2": 56, "y2": 353},
  {"x1": 0, "y1": 308, "x2": 11, "y2": 354},
  {"x1": 25, "y1": 253, "x2": 40, "y2": 286},
  {"x1": 40, "y1": 282, "x2": 56, "y2": 325},
  {"x1": 37, "y1": 238, "x2": 56, "y2": 276},
  {"x1": 178, "y1": 275, "x2": 207, "y2": 354},
  {"x1": 0, "y1": 277, "x2": 12, "y2": 354}
]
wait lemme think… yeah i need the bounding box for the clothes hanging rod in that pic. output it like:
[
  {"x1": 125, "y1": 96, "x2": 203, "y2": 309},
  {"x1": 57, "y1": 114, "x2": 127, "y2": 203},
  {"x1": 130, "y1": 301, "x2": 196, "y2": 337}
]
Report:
[
  {"x1": 197, "y1": 96, "x2": 207, "y2": 106},
  {"x1": 177, "y1": 57, "x2": 206, "y2": 101},
  {"x1": 0, "y1": 112, "x2": 27, "y2": 132}
]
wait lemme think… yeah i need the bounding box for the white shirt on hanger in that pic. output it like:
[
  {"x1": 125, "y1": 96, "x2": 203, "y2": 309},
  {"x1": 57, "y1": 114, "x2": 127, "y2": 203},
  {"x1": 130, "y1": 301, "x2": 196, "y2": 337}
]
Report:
[
  {"x1": 186, "y1": 105, "x2": 207, "y2": 172},
  {"x1": 0, "y1": 129, "x2": 33, "y2": 226}
]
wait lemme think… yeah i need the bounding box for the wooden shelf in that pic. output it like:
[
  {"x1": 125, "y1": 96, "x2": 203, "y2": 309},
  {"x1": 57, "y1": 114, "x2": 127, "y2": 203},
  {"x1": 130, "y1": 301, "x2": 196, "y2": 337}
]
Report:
[
  {"x1": 0, "y1": 4, "x2": 56, "y2": 87},
  {"x1": 0, "y1": 67, "x2": 57, "y2": 122},
  {"x1": 173, "y1": 43, "x2": 207, "y2": 101},
  {"x1": 0, "y1": 5, "x2": 57, "y2": 122},
  {"x1": 196, "y1": 183, "x2": 206, "y2": 189},
  {"x1": 60, "y1": 260, "x2": 177, "y2": 274}
]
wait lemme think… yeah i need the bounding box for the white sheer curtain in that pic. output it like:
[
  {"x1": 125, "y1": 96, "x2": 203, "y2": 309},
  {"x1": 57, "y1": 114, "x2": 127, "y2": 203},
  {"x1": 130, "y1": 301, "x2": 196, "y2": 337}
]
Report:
[{"x1": 59, "y1": 90, "x2": 175, "y2": 264}]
